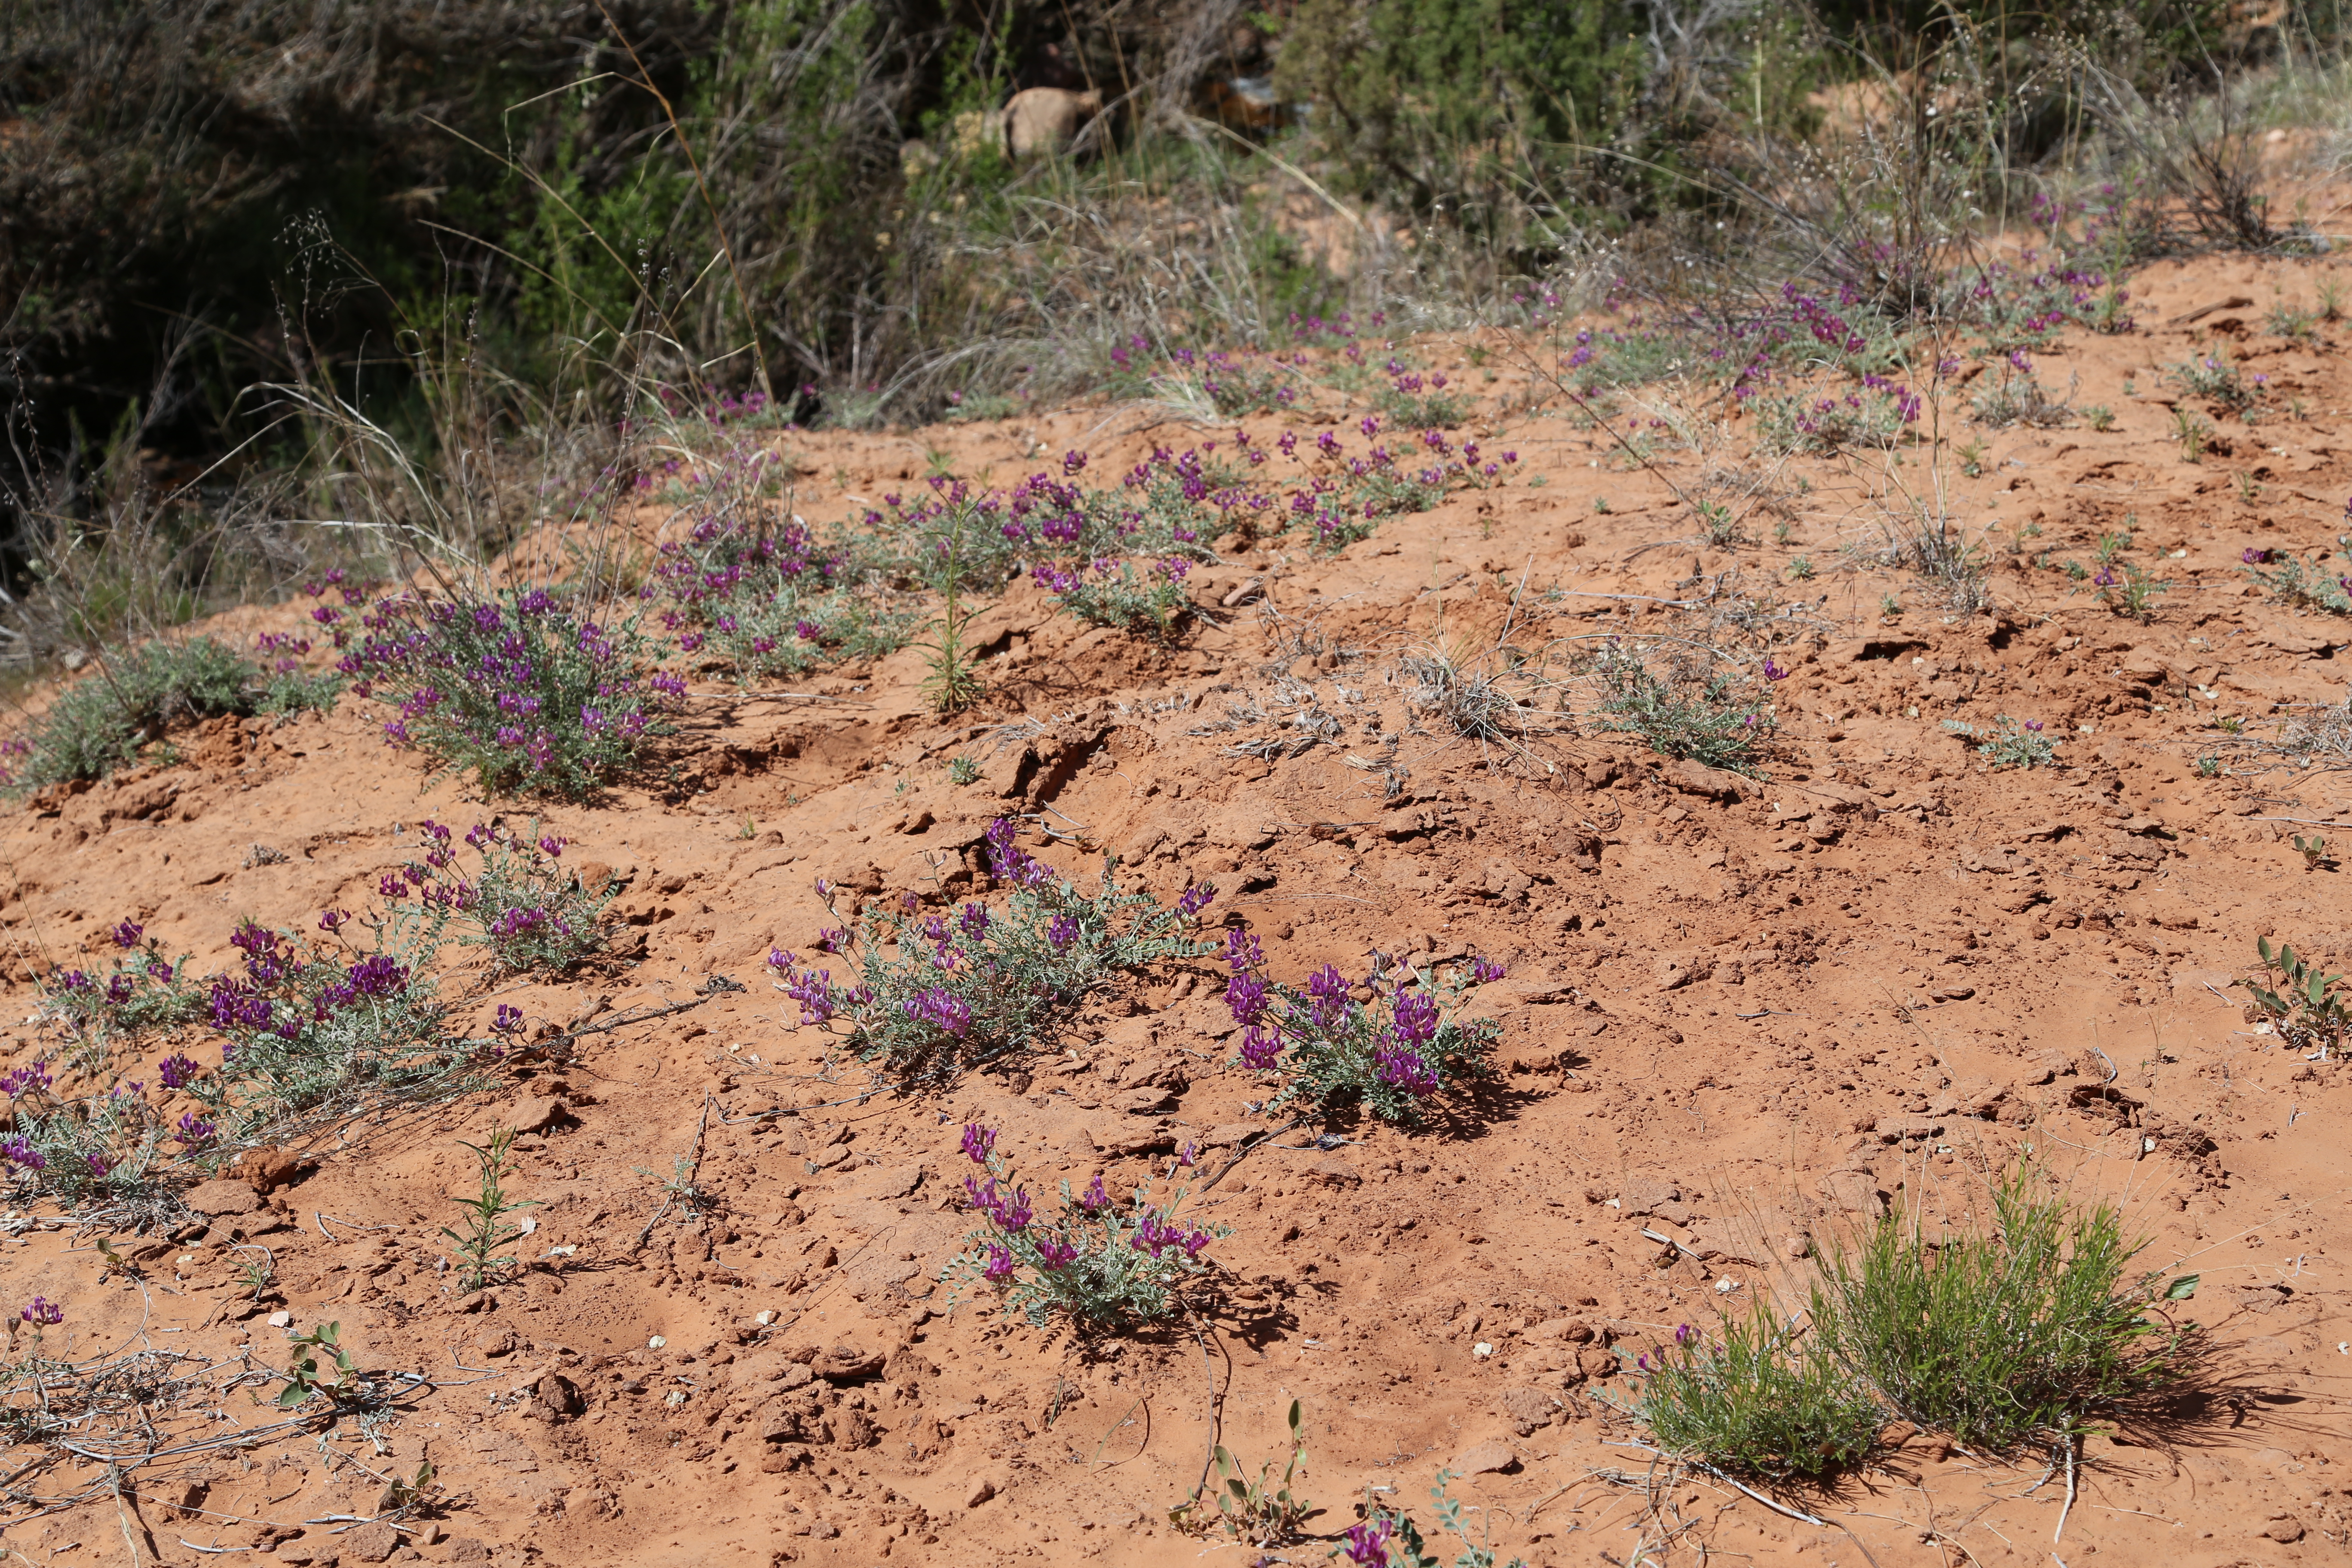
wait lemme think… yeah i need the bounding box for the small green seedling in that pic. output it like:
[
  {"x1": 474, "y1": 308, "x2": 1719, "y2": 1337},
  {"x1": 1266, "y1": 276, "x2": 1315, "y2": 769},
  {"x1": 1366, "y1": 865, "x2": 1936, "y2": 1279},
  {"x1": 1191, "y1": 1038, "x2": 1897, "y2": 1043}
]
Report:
[
  {"x1": 1170, "y1": 1398, "x2": 1309, "y2": 1545},
  {"x1": 2195, "y1": 753, "x2": 2222, "y2": 778},
  {"x1": 1880, "y1": 593, "x2": 1903, "y2": 616},
  {"x1": 2240, "y1": 935, "x2": 2352, "y2": 1060},
  {"x1": 947, "y1": 755, "x2": 981, "y2": 785},
  {"x1": 376, "y1": 1460, "x2": 437, "y2": 1515},
  {"x1": 1787, "y1": 556, "x2": 1814, "y2": 581},
  {"x1": 2294, "y1": 834, "x2": 2331, "y2": 870},
  {"x1": 276, "y1": 1322, "x2": 358, "y2": 1408},
  {"x1": 230, "y1": 1245, "x2": 274, "y2": 1300},
  {"x1": 1592, "y1": 496, "x2": 1611, "y2": 514},
  {"x1": 441, "y1": 1129, "x2": 537, "y2": 1292}
]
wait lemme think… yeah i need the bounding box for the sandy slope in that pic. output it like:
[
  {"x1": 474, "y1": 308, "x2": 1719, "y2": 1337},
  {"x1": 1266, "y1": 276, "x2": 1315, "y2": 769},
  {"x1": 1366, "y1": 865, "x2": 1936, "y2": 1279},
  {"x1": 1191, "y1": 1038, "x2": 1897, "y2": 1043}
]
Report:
[{"x1": 0, "y1": 248, "x2": 2349, "y2": 1568}]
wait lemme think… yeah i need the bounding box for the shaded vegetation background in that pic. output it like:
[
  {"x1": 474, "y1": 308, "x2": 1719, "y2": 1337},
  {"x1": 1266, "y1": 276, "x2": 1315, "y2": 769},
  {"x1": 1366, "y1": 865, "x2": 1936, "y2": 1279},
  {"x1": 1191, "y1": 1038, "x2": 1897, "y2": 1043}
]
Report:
[{"x1": 0, "y1": 0, "x2": 2343, "y2": 658}]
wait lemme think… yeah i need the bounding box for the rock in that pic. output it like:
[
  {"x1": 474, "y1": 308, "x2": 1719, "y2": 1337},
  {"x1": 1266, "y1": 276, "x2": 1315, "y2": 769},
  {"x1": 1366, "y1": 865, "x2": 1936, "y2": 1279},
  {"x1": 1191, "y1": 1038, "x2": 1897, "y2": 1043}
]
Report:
[
  {"x1": 1308, "y1": 1156, "x2": 1361, "y2": 1187},
  {"x1": 1653, "y1": 957, "x2": 1697, "y2": 992},
  {"x1": 1115, "y1": 1086, "x2": 1176, "y2": 1115},
  {"x1": 1452, "y1": 1439, "x2": 1519, "y2": 1476},
  {"x1": 1669, "y1": 758, "x2": 1748, "y2": 801},
  {"x1": 1782, "y1": 1234, "x2": 1813, "y2": 1259},
  {"x1": 1824, "y1": 1169, "x2": 1884, "y2": 1217},
  {"x1": 965, "y1": 1476, "x2": 997, "y2": 1508},
  {"x1": 1574, "y1": 1345, "x2": 1618, "y2": 1382},
  {"x1": 533, "y1": 1372, "x2": 584, "y2": 1421},
  {"x1": 1498, "y1": 1387, "x2": 1559, "y2": 1435},
  {"x1": 832, "y1": 1406, "x2": 876, "y2": 1449},
  {"x1": 1617, "y1": 1176, "x2": 1682, "y2": 1218},
  {"x1": 183, "y1": 1178, "x2": 264, "y2": 1216},
  {"x1": 505, "y1": 1095, "x2": 569, "y2": 1135},
  {"x1": 340, "y1": 1520, "x2": 401, "y2": 1562},
  {"x1": 231, "y1": 1145, "x2": 318, "y2": 1194},
  {"x1": 2264, "y1": 1517, "x2": 2306, "y2": 1543},
  {"x1": 1004, "y1": 86, "x2": 1104, "y2": 157},
  {"x1": 168, "y1": 1479, "x2": 208, "y2": 1519},
  {"x1": 454, "y1": 1290, "x2": 494, "y2": 1314},
  {"x1": 843, "y1": 1163, "x2": 923, "y2": 1202},
  {"x1": 810, "y1": 1344, "x2": 885, "y2": 1382},
  {"x1": 446, "y1": 1538, "x2": 488, "y2": 1564}
]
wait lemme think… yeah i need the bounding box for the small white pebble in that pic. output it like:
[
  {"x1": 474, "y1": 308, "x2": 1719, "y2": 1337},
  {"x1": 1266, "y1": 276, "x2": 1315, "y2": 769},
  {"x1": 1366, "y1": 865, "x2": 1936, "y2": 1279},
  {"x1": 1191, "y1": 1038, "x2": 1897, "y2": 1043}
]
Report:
[
  {"x1": 754, "y1": 1311, "x2": 777, "y2": 1327},
  {"x1": 1472, "y1": 1342, "x2": 1494, "y2": 1358},
  {"x1": 647, "y1": 1335, "x2": 667, "y2": 1350},
  {"x1": 267, "y1": 1311, "x2": 293, "y2": 1329}
]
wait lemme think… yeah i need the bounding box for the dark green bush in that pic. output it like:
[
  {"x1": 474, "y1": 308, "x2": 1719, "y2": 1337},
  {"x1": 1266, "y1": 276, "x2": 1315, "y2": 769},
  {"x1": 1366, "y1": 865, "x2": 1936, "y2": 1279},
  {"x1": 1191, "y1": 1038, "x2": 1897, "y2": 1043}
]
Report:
[{"x1": 1272, "y1": 0, "x2": 1647, "y2": 220}]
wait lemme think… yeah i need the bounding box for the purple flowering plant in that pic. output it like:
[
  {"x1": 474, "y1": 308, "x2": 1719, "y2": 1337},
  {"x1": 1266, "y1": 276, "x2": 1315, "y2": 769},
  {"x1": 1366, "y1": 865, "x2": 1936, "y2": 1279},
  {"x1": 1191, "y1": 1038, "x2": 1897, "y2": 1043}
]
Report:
[
  {"x1": 371, "y1": 818, "x2": 616, "y2": 974},
  {"x1": 1225, "y1": 938, "x2": 1504, "y2": 1127},
  {"x1": 340, "y1": 585, "x2": 678, "y2": 800},
  {"x1": 943, "y1": 1124, "x2": 1227, "y2": 1331},
  {"x1": 2241, "y1": 551, "x2": 2352, "y2": 616},
  {"x1": 0, "y1": 1049, "x2": 168, "y2": 1203},
  {"x1": 770, "y1": 817, "x2": 1219, "y2": 1085},
  {"x1": 39, "y1": 923, "x2": 202, "y2": 1046}
]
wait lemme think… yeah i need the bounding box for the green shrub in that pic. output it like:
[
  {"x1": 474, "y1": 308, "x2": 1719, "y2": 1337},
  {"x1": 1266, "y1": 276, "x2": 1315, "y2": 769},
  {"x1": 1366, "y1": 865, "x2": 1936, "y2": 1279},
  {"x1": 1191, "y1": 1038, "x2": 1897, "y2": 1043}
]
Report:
[
  {"x1": 1810, "y1": 1166, "x2": 2202, "y2": 1453},
  {"x1": 1273, "y1": 0, "x2": 1645, "y2": 221},
  {"x1": 1942, "y1": 714, "x2": 2059, "y2": 769},
  {"x1": 6, "y1": 636, "x2": 331, "y2": 789},
  {"x1": 1589, "y1": 643, "x2": 1772, "y2": 775},
  {"x1": 2243, "y1": 553, "x2": 2352, "y2": 614},
  {"x1": 1635, "y1": 1304, "x2": 1883, "y2": 1480}
]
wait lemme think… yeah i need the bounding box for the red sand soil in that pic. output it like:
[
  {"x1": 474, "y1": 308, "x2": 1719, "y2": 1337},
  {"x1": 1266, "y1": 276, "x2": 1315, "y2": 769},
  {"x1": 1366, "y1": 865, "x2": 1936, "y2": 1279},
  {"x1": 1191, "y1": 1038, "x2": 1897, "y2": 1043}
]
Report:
[{"x1": 2, "y1": 248, "x2": 2349, "y2": 1568}]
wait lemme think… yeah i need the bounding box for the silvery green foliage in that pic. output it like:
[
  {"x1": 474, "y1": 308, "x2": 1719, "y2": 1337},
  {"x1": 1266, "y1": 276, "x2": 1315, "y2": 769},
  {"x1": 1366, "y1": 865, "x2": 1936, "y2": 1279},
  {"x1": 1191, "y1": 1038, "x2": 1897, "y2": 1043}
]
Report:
[
  {"x1": 941, "y1": 1126, "x2": 1226, "y2": 1332},
  {"x1": 766, "y1": 818, "x2": 1218, "y2": 1087}
]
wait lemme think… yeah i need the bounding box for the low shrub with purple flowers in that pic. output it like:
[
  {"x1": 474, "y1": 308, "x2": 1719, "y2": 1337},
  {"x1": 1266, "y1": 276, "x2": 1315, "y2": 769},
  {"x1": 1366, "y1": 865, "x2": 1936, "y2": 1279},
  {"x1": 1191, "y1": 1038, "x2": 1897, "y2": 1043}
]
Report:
[
  {"x1": 942, "y1": 1124, "x2": 1226, "y2": 1331},
  {"x1": 1224, "y1": 933, "x2": 1504, "y2": 1127},
  {"x1": 1337, "y1": 1470, "x2": 1531, "y2": 1567},
  {"x1": 340, "y1": 586, "x2": 679, "y2": 799},
  {"x1": 375, "y1": 819, "x2": 615, "y2": 974},
  {"x1": 1754, "y1": 378, "x2": 1919, "y2": 456},
  {"x1": 1035, "y1": 557, "x2": 1194, "y2": 642},
  {"x1": 2242, "y1": 551, "x2": 2352, "y2": 616},
  {"x1": 38, "y1": 920, "x2": 204, "y2": 1063},
  {"x1": 0, "y1": 1063, "x2": 182, "y2": 1207},
  {"x1": 651, "y1": 494, "x2": 919, "y2": 685},
  {"x1": 165, "y1": 909, "x2": 482, "y2": 1143},
  {"x1": 767, "y1": 818, "x2": 1218, "y2": 1085}
]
